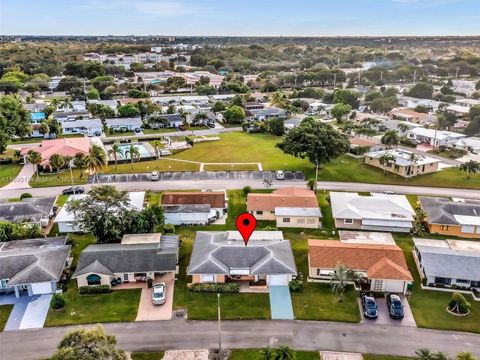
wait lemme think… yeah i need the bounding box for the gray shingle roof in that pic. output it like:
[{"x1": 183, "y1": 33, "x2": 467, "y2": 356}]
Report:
[
  {"x1": 0, "y1": 197, "x2": 56, "y2": 223},
  {"x1": 72, "y1": 239, "x2": 179, "y2": 277},
  {"x1": 420, "y1": 196, "x2": 480, "y2": 225},
  {"x1": 0, "y1": 236, "x2": 70, "y2": 285},
  {"x1": 163, "y1": 204, "x2": 211, "y2": 213},
  {"x1": 188, "y1": 231, "x2": 296, "y2": 276}
]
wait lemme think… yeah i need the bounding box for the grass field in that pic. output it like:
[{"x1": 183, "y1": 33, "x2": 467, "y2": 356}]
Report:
[
  {"x1": 320, "y1": 155, "x2": 480, "y2": 189},
  {"x1": 203, "y1": 163, "x2": 260, "y2": 171},
  {"x1": 229, "y1": 349, "x2": 320, "y2": 360},
  {"x1": 131, "y1": 352, "x2": 165, "y2": 360},
  {"x1": 0, "y1": 150, "x2": 22, "y2": 188},
  {"x1": 0, "y1": 304, "x2": 14, "y2": 332}
]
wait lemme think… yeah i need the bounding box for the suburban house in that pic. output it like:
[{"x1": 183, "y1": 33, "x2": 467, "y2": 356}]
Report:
[
  {"x1": 445, "y1": 104, "x2": 470, "y2": 117},
  {"x1": 284, "y1": 117, "x2": 303, "y2": 132},
  {"x1": 244, "y1": 102, "x2": 265, "y2": 111},
  {"x1": 397, "y1": 96, "x2": 445, "y2": 112},
  {"x1": 330, "y1": 192, "x2": 415, "y2": 232},
  {"x1": 389, "y1": 108, "x2": 435, "y2": 125},
  {"x1": 364, "y1": 148, "x2": 440, "y2": 178},
  {"x1": 161, "y1": 191, "x2": 227, "y2": 225},
  {"x1": 56, "y1": 100, "x2": 87, "y2": 112},
  {"x1": 413, "y1": 238, "x2": 480, "y2": 290},
  {"x1": 248, "y1": 107, "x2": 287, "y2": 122},
  {"x1": 308, "y1": 240, "x2": 413, "y2": 294},
  {"x1": 0, "y1": 196, "x2": 57, "y2": 228},
  {"x1": 61, "y1": 118, "x2": 103, "y2": 136},
  {"x1": 187, "y1": 231, "x2": 296, "y2": 287},
  {"x1": 454, "y1": 137, "x2": 480, "y2": 154},
  {"x1": 20, "y1": 138, "x2": 91, "y2": 171},
  {"x1": 72, "y1": 233, "x2": 179, "y2": 289},
  {"x1": 380, "y1": 119, "x2": 423, "y2": 136},
  {"x1": 247, "y1": 187, "x2": 321, "y2": 228},
  {"x1": 147, "y1": 113, "x2": 184, "y2": 129},
  {"x1": 88, "y1": 99, "x2": 119, "y2": 111},
  {"x1": 55, "y1": 191, "x2": 145, "y2": 233},
  {"x1": 419, "y1": 196, "x2": 480, "y2": 238},
  {"x1": 406, "y1": 127, "x2": 466, "y2": 148},
  {"x1": 105, "y1": 117, "x2": 142, "y2": 132},
  {"x1": 52, "y1": 110, "x2": 90, "y2": 122},
  {"x1": 456, "y1": 98, "x2": 480, "y2": 109},
  {"x1": 0, "y1": 236, "x2": 70, "y2": 297}
]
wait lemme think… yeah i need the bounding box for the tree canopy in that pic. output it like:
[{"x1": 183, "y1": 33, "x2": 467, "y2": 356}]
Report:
[{"x1": 0, "y1": 95, "x2": 32, "y2": 153}]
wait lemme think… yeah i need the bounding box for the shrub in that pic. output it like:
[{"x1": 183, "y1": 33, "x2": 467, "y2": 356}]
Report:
[
  {"x1": 0, "y1": 158, "x2": 13, "y2": 165},
  {"x1": 307, "y1": 178, "x2": 316, "y2": 190},
  {"x1": 190, "y1": 283, "x2": 240, "y2": 293},
  {"x1": 399, "y1": 137, "x2": 417, "y2": 147},
  {"x1": 262, "y1": 226, "x2": 278, "y2": 231},
  {"x1": 242, "y1": 186, "x2": 252, "y2": 195},
  {"x1": 289, "y1": 274, "x2": 304, "y2": 292},
  {"x1": 50, "y1": 294, "x2": 66, "y2": 310},
  {"x1": 163, "y1": 223, "x2": 175, "y2": 234},
  {"x1": 78, "y1": 285, "x2": 111, "y2": 294},
  {"x1": 20, "y1": 193, "x2": 33, "y2": 200},
  {"x1": 448, "y1": 292, "x2": 471, "y2": 314},
  {"x1": 349, "y1": 146, "x2": 370, "y2": 155}
]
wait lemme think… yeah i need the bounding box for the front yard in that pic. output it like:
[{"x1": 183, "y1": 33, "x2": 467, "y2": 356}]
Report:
[
  {"x1": 0, "y1": 304, "x2": 14, "y2": 332},
  {"x1": 229, "y1": 349, "x2": 320, "y2": 360}
]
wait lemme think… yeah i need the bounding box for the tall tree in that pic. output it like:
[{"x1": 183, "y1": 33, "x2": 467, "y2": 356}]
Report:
[
  {"x1": 51, "y1": 325, "x2": 127, "y2": 360},
  {"x1": 26, "y1": 150, "x2": 42, "y2": 178},
  {"x1": 457, "y1": 352, "x2": 476, "y2": 360},
  {"x1": 378, "y1": 153, "x2": 396, "y2": 175},
  {"x1": 381, "y1": 130, "x2": 400, "y2": 148},
  {"x1": 275, "y1": 345, "x2": 296, "y2": 360},
  {"x1": 151, "y1": 140, "x2": 162, "y2": 161},
  {"x1": 49, "y1": 154, "x2": 66, "y2": 173},
  {"x1": 259, "y1": 347, "x2": 275, "y2": 360},
  {"x1": 84, "y1": 144, "x2": 107, "y2": 182},
  {"x1": 330, "y1": 263, "x2": 360, "y2": 303},
  {"x1": 331, "y1": 103, "x2": 352, "y2": 123},
  {"x1": 0, "y1": 95, "x2": 32, "y2": 153},
  {"x1": 459, "y1": 160, "x2": 480, "y2": 179},
  {"x1": 125, "y1": 144, "x2": 141, "y2": 168},
  {"x1": 108, "y1": 143, "x2": 124, "y2": 169}
]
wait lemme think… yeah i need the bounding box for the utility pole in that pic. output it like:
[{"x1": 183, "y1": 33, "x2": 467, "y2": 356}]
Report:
[
  {"x1": 358, "y1": 71, "x2": 361, "y2": 85},
  {"x1": 83, "y1": 79, "x2": 87, "y2": 98},
  {"x1": 413, "y1": 70, "x2": 417, "y2": 84},
  {"x1": 456, "y1": 66, "x2": 460, "y2": 80},
  {"x1": 314, "y1": 158, "x2": 319, "y2": 194},
  {"x1": 217, "y1": 293, "x2": 222, "y2": 359},
  {"x1": 333, "y1": 73, "x2": 337, "y2": 89}
]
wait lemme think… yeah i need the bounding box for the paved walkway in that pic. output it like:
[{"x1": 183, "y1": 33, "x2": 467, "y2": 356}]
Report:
[
  {"x1": 269, "y1": 286, "x2": 294, "y2": 320},
  {"x1": 2, "y1": 163, "x2": 35, "y2": 190}
]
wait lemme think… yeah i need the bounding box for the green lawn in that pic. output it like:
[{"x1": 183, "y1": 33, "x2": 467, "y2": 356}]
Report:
[
  {"x1": 0, "y1": 163, "x2": 22, "y2": 187},
  {"x1": 229, "y1": 349, "x2": 320, "y2": 360},
  {"x1": 130, "y1": 352, "x2": 165, "y2": 360},
  {"x1": 394, "y1": 235, "x2": 480, "y2": 334},
  {"x1": 55, "y1": 194, "x2": 69, "y2": 207},
  {"x1": 203, "y1": 163, "x2": 260, "y2": 171},
  {"x1": 143, "y1": 128, "x2": 174, "y2": 135},
  {"x1": 363, "y1": 355, "x2": 413, "y2": 360},
  {"x1": 320, "y1": 155, "x2": 480, "y2": 190},
  {"x1": 0, "y1": 304, "x2": 14, "y2": 332}
]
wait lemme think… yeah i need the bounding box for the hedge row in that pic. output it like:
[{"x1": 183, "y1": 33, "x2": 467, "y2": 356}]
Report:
[
  {"x1": 78, "y1": 285, "x2": 110, "y2": 294},
  {"x1": 190, "y1": 283, "x2": 240, "y2": 293}
]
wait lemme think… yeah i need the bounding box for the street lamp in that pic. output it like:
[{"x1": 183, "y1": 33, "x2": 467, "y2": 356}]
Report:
[{"x1": 217, "y1": 293, "x2": 222, "y2": 359}]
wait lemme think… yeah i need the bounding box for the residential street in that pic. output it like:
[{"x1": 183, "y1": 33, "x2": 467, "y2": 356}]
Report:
[
  {"x1": 0, "y1": 319, "x2": 479, "y2": 360},
  {"x1": 1, "y1": 179, "x2": 480, "y2": 200}
]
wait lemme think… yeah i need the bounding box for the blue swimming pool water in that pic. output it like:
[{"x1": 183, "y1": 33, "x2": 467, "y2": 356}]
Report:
[{"x1": 115, "y1": 143, "x2": 152, "y2": 159}]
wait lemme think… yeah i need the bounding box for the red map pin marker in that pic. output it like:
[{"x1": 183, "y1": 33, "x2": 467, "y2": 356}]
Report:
[{"x1": 236, "y1": 212, "x2": 257, "y2": 246}]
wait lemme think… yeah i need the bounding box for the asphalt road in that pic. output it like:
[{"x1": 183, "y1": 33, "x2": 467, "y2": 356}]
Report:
[
  {"x1": 0, "y1": 319, "x2": 479, "y2": 360},
  {"x1": 1, "y1": 179, "x2": 480, "y2": 200}
]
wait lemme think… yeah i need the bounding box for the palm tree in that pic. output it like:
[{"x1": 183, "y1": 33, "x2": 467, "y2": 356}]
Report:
[
  {"x1": 26, "y1": 150, "x2": 42, "y2": 178},
  {"x1": 330, "y1": 263, "x2": 360, "y2": 303},
  {"x1": 125, "y1": 144, "x2": 141, "y2": 168},
  {"x1": 151, "y1": 140, "x2": 162, "y2": 161},
  {"x1": 270, "y1": 91, "x2": 288, "y2": 108},
  {"x1": 73, "y1": 152, "x2": 87, "y2": 178},
  {"x1": 415, "y1": 348, "x2": 436, "y2": 360},
  {"x1": 459, "y1": 160, "x2": 480, "y2": 179},
  {"x1": 107, "y1": 143, "x2": 124, "y2": 169},
  {"x1": 84, "y1": 144, "x2": 107, "y2": 183},
  {"x1": 258, "y1": 347, "x2": 275, "y2": 360},
  {"x1": 381, "y1": 130, "x2": 400, "y2": 148},
  {"x1": 457, "y1": 352, "x2": 476, "y2": 360},
  {"x1": 397, "y1": 122, "x2": 409, "y2": 134},
  {"x1": 62, "y1": 97, "x2": 72, "y2": 111},
  {"x1": 378, "y1": 153, "x2": 396, "y2": 175},
  {"x1": 275, "y1": 345, "x2": 295, "y2": 360},
  {"x1": 433, "y1": 352, "x2": 449, "y2": 360},
  {"x1": 50, "y1": 98, "x2": 61, "y2": 109},
  {"x1": 408, "y1": 152, "x2": 419, "y2": 179}
]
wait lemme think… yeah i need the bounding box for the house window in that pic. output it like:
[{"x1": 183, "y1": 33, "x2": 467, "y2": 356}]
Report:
[
  {"x1": 202, "y1": 275, "x2": 215, "y2": 283},
  {"x1": 440, "y1": 225, "x2": 449, "y2": 230},
  {"x1": 316, "y1": 269, "x2": 321, "y2": 276},
  {"x1": 372, "y1": 279, "x2": 383, "y2": 291},
  {"x1": 476, "y1": 226, "x2": 480, "y2": 234},
  {"x1": 297, "y1": 218, "x2": 305, "y2": 224},
  {"x1": 283, "y1": 218, "x2": 290, "y2": 223},
  {"x1": 306, "y1": 219, "x2": 316, "y2": 224},
  {"x1": 434, "y1": 277, "x2": 451, "y2": 285},
  {"x1": 86, "y1": 274, "x2": 101, "y2": 286},
  {"x1": 256, "y1": 211, "x2": 263, "y2": 215},
  {"x1": 461, "y1": 225, "x2": 475, "y2": 234},
  {"x1": 0, "y1": 279, "x2": 8, "y2": 289},
  {"x1": 123, "y1": 273, "x2": 129, "y2": 281},
  {"x1": 344, "y1": 219, "x2": 353, "y2": 224}
]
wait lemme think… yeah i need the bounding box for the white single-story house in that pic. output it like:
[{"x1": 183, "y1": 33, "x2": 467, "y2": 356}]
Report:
[
  {"x1": 406, "y1": 127, "x2": 466, "y2": 147},
  {"x1": 105, "y1": 117, "x2": 142, "y2": 131},
  {"x1": 55, "y1": 191, "x2": 145, "y2": 233},
  {"x1": 454, "y1": 137, "x2": 480, "y2": 154},
  {"x1": 61, "y1": 119, "x2": 103, "y2": 136}
]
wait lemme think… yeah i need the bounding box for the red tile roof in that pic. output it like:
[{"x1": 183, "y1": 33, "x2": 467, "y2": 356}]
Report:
[
  {"x1": 162, "y1": 192, "x2": 226, "y2": 208},
  {"x1": 21, "y1": 138, "x2": 91, "y2": 166},
  {"x1": 247, "y1": 187, "x2": 318, "y2": 212}
]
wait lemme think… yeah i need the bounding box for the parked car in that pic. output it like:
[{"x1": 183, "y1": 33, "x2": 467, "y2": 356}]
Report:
[
  {"x1": 134, "y1": 127, "x2": 142, "y2": 134},
  {"x1": 149, "y1": 171, "x2": 160, "y2": 181},
  {"x1": 361, "y1": 294, "x2": 378, "y2": 319},
  {"x1": 383, "y1": 190, "x2": 396, "y2": 195},
  {"x1": 62, "y1": 186, "x2": 85, "y2": 195},
  {"x1": 152, "y1": 282, "x2": 166, "y2": 305},
  {"x1": 305, "y1": 110, "x2": 318, "y2": 116},
  {"x1": 178, "y1": 124, "x2": 186, "y2": 131},
  {"x1": 275, "y1": 170, "x2": 285, "y2": 180},
  {"x1": 49, "y1": 204, "x2": 59, "y2": 219},
  {"x1": 386, "y1": 293, "x2": 405, "y2": 319},
  {"x1": 206, "y1": 121, "x2": 216, "y2": 128}
]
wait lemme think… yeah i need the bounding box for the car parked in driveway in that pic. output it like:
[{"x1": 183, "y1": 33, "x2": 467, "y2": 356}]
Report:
[
  {"x1": 386, "y1": 293, "x2": 405, "y2": 319},
  {"x1": 361, "y1": 294, "x2": 378, "y2": 319},
  {"x1": 152, "y1": 282, "x2": 166, "y2": 305},
  {"x1": 275, "y1": 170, "x2": 285, "y2": 180},
  {"x1": 62, "y1": 186, "x2": 85, "y2": 195}
]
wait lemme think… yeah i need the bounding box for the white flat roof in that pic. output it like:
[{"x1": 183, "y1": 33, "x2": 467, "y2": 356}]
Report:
[
  {"x1": 339, "y1": 230, "x2": 395, "y2": 245},
  {"x1": 275, "y1": 207, "x2": 322, "y2": 217}
]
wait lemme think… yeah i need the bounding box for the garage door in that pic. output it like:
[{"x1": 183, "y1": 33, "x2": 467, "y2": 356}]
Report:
[
  {"x1": 384, "y1": 280, "x2": 405, "y2": 293},
  {"x1": 268, "y1": 275, "x2": 288, "y2": 286},
  {"x1": 31, "y1": 282, "x2": 53, "y2": 295}
]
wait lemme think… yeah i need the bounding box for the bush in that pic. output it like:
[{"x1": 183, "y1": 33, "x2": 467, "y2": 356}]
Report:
[
  {"x1": 307, "y1": 178, "x2": 316, "y2": 191},
  {"x1": 0, "y1": 158, "x2": 13, "y2": 165},
  {"x1": 190, "y1": 283, "x2": 240, "y2": 293},
  {"x1": 399, "y1": 137, "x2": 417, "y2": 147},
  {"x1": 242, "y1": 186, "x2": 252, "y2": 196},
  {"x1": 349, "y1": 146, "x2": 371, "y2": 155},
  {"x1": 448, "y1": 292, "x2": 471, "y2": 314},
  {"x1": 163, "y1": 223, "x2": 175, "y2": 234},
  {"x1": 289, "y1": 273, "x2": 304, "y2": 292},
  {"x1": 262, "y1": 226, "x2": 278, "y2": 231},
  {"x1": 20, "y1": 193, "x2": 32, "y2": 200},
  {"x1": 50, "y1": 294, "x2": 65, "y2": 310},
  {"x1": 78, "y1": 285, "x2": 111, "y2": 294}
]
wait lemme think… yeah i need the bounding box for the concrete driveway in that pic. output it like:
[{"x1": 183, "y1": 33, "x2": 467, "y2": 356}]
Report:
[
  {"x1": 269, "y1": 285, "x2": 294, "y2": 320},
  {"x1": 0, "y1": 294, "x2": 52, "y2": 331},
  {"x1": 360, "y1": 294, "x2": 416, "y2": 327},
  {"x1": 135, "y1": 273, "x2": 174, "y2": 321},
  {"x1": 2, "y1": 163, "x2": 35, "y2": 190}
]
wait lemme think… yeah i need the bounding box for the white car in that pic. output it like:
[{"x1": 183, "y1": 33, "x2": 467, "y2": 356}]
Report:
[
  {"x1": 152, "y1": 282, "x2": 166, "y2": 305},
  {"x1": 149, "y1": 171, "x2": 160, "y2": 181},
  {"x1": 275, "y1": 170, "x2": 285, "y2": 180}
]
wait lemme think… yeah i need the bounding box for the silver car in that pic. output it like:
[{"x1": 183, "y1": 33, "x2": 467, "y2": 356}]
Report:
[{"x1": 152, "y1": 282, "x2": 166, "y2": 305}]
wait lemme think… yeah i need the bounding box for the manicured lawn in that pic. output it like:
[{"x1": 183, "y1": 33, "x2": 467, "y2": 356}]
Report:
[
  {"x1": 229, "y1": 349, "x2": 320, "y2": 360},
  {"x1": 131, "y1": 352, "x2": 165, "y2": 360},
  {"x1": 320, "y1": 155, "x2": 480, "y2": 190},
  {"x1": 0, "y1": 163, "x2": 22, "y2": 187},
  {"x1": 30, "y1": 168, "x2": 88, "y2": 187},
  {"x1": 55, "y1": 194, "x2": 69, "y2": 207},
  {"x1": 107, "y1": 131, "x2": 136, "y2": 137},
  {"x1": 143, "y1": 128, "x2": 175, "y2": 134},
  {"x1": 394, "y1": 234, "x2": 480, "y2": 334},
  {"x1": 203, "y1": 163, "x2": 260, "y2": 171},
  {"x1": 170, "y1": 133, "x2": 315, "y2": 177},
  {"x1": 67, "y1": 233, "x2": 96, "y2": 268},
  {"x1": 0, "y1": 304, "x2": 14, "y2": 332},
  {"x1": 363, "y1": 355, "x2": 413, "y2": 360}
]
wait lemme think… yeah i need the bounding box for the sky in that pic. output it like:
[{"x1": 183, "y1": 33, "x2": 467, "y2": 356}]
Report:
[{"x1": 1, "y1": 0, "x2": 479, "y2": 36}]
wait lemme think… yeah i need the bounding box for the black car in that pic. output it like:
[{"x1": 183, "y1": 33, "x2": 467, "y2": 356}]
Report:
[
  {"x1": 62, "y1": 186, "x2": 85, "y2": 195},
  {"x1": 386, "y1": 293, "x2": 405, "y2": 319},
  {"x1": 361, "y1": 294, "x2": 378, "y2": 319}
]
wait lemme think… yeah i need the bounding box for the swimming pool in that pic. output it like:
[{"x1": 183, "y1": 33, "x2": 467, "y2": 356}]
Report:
[{"x1": 113, "y1": 143, "x2": 153, "y2": 160}]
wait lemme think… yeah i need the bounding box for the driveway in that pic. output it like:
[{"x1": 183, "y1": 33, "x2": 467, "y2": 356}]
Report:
[
  {"x1": 0, "y1": 294, "x2": 52, "y2": 331},
  {"x1": 136, "y1": 273, "x2": 174, "y2": 321},
  {"x1": 269, "y1": 285, "x2": 294, "y2": 320},
  {"x1": 359, "y1": 295, "x2": 416, "y2": 327},
  {"x1": 2, "y1": 163, "x2": 35, "y2": 190}
]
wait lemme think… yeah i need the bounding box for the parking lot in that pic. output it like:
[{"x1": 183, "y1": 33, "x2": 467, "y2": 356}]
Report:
[
  {"x1": 359, "y1": 294, "x2": 416, "y2": 327},
  {"x1": 91, "y1": 170, "x2": 305, "y2": 184}
]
